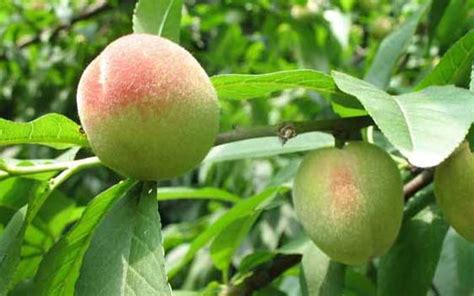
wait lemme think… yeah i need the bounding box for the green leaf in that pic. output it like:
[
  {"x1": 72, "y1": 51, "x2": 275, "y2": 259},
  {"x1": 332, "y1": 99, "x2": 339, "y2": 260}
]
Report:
[
  {"x1": 377, "y1": 207, "x2": 449, "y2": 296},
  {"x1": 24, "y1": 149, "x2": 84, "y2": 224},
  {"x1": 427, "y1": 0, "x2": 450, "y2": 39},
  {"x1": 238, "y1": 251, "x2": 276, "y2": 274},
  {"x1": 364, "y1": 2, "x2": 431, "y2": 90},
  {"x1": 76, "y1": 182, "x2": 172, "y2": 296},
  {"x1": 34, "y1": 180, "x2": 136, "y2": 296},
  {"x1": 168, "y1": 187, "x2": 283, "y2": 279},
  {"x1": 434, "y1": 228, "x2": 474, "y2": 296},
  {"x1": 0, "y1": 178, "x2": 37, "y2": 225},
  {"x1": 157, "y1": 187, "x2": 240, "y2": 203},
  {"x1": 0, "y1": 113, "x2": 88, "y2": 149},
  {"x1": 204, "y1": 132, "x2": 334, "y2": 163},
  {"x1": 417, "y1": 29, "x2": 474, "y2": 89},
  {"x1": 435, "y1": 0, "x2": 470, "y2": 48},
  {"x1": 344, "y1": 269, "x2": 377, "y2": 296},
  {"x1": 333, "y1": 71, "x2": 474, "y2": 167},
  {"x1": 211, "y1": 70, "x2": 359, "y2": 107},
  {"x1": 132, "y1": 0, "x2": 183, "y2": 43},
  {"x1": 0, "y1": 206, "x2": 27, "y2": 295},
  {"x1": 210, "y1": 214, "x2": 258, "y2": 272},
  {"x1": 300, "y1": 241, "x2": 345, "y2": 296},
  {"x1": 12, "y1": 191, "x2": 83, "y2": 288}
]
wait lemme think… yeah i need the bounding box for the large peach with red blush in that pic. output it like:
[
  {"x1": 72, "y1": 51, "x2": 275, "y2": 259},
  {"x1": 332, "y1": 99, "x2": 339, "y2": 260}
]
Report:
[
  {"x1": 293, "y1": 142, "x2": 403, "y2": 265},
  {"x1": 77, "y1": 34, "x2": 219, "y2": 180}
]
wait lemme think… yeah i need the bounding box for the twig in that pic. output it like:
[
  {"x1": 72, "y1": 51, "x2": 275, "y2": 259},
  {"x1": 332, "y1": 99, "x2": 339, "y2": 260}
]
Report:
[
  {"x1": 0, "y1": 0, "x2": 111, "y2": 60},
  {"x1": 221, "y1": 254, "x2": 302, "y2": 296},
  {"x1": 403, "y1": 170, "x2": 434, "y2": 200},
  {"x1": 215, "y1": 116, "x2": 374, "y2": 145},
  {"x1": 0, "y1": 157, "x2": 101, "y2": 179},
  {"x1": 26, "y1": 156, "x2": 102, "y2": 221}
]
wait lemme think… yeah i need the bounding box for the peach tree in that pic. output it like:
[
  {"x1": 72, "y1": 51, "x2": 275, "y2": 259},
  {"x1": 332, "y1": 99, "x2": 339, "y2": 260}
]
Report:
[{"x1": 0, "y1": 0, "x2": 473, "y2": 295}]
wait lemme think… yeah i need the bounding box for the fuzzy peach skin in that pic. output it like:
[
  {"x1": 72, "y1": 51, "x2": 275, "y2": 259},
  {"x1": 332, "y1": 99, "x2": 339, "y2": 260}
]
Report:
[
  {"x1": 293, "y1": 142, "x2": 403, "y2": 265},
  {"x1": 435, "y1": 142, "x2": 474, "y2": 241},
  {"x1": 77, "y1": 33, "x2": 219, "y2": 180}
]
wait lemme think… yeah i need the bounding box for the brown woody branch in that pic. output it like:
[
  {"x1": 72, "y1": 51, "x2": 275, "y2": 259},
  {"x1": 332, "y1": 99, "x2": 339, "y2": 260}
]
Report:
[
  {"x1": 0, "y1": 0, "x2": 111, "y2": 60},
  {"x1": 403, "y1": 169, "x2": 434, "y2": 200},
  {"x1": 221, "y1": 254, "x2": 302, "y2": 296},
  {"x1": 215, "y1": 116, "x2": 374, "y2": 145}
]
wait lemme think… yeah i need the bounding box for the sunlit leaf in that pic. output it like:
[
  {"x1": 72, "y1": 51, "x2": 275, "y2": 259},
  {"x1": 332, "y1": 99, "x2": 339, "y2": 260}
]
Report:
[
  {"x1": 300, "y1": 241, "x2": 345, "y2": 296},
  {"x1": 0, "y1": 114, "x2": 88, "y2": 149},
  {"x1": 157, "y1": 187, "x2": 240, "y2": 203},
  {"x1": 333, "y1": 71, "x2": 474, "y2": 167},
  {"x1": 205, "y1": 132, "x2": 334, "y2": 163},
  {"x1": 433, "y1": 228, "x2": 474, "y2": 296},
  {"x1": 417, "y1": 29, "x2": 474, "y2": 89},
  {"x1": 133, "y1": 0, "x2": 183, "y2": 42},
  {"x1": 76, "y1": 182, "x2": 172, "y2": 296},
  {"x1": 211, "y1": 70, "x2": 360, "y2": 108}
]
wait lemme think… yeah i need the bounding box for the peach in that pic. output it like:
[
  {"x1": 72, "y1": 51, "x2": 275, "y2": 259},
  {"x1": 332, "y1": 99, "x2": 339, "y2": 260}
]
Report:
[
  {"x1": 435, "y1": 142, "x2": 474, "y2": 241},
  {"x1": 77, "y1": 34, "x2": 219, "y2": 180},
  {"x1": 293, "y1": 142, "x2": 404, "y2": 265}
]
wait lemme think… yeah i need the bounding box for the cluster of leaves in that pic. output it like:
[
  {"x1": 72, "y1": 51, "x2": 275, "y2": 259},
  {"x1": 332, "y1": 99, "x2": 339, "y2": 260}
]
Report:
[{"x1": 0, "y1": 0, "x2": 474, "y2": 295}]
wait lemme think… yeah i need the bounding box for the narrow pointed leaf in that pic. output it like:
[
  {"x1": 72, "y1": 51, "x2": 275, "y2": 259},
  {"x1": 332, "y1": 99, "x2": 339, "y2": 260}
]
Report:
[
  {"x1": 211, "y1": 70, "x2": 361, "y2": 108},
  {"x1": 210, "y1": 214, "x2": 258, "y2": 272},
  {"x1": 364, "y1": 2, "x2": 431, "y2": 89},
  {"x1": 211, "y1": 70, "x2": 340, "y2": 100},
  {"x1": 157, "y1": 187, "x2": 240, "y2": 203},
  {"x1": 168, "y1": 187, "x2": 283, "y2": 279},
  {"x1": 417, "y1": 30, "x2": 474, "y2": 89},
  {"x1": 133, "y1": 0, "x2": 183, "y2": 42},
  {"x1": 0, "y1": 206, "x2": 27, "y2": 295},
  {"x1": 204, "y1": 132, "x2": 334, "y2": 163}
]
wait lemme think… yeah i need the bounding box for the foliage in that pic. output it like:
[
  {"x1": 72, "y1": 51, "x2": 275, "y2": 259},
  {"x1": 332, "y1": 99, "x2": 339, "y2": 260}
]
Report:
[{"x1": 0, "y1": 0, "x2": 474, "y2": 295}]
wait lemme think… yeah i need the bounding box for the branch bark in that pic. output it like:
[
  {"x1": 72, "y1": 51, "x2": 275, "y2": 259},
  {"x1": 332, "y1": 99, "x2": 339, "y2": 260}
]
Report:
[
  {"x1": 221, "y1": 254, "x2": 302, "y2": 296},
  {"x1": 215, "y1": 116, "x2": 374, "y2": 145},
  {"x1": 403, "y1": 170, "x2": 434, "y2": 200}
]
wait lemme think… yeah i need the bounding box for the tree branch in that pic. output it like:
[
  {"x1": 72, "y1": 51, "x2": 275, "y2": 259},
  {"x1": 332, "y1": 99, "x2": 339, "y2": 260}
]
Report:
[
  {"x1": 221, "y1": 254, "x2": 302, "y2": 296},
  {"x1": 0, "y1": 157, "x2": 101, "y2": 180},
  {"x1": 1, "y1": 0, "x2": 111, "y2": 60},
  {"x1": 215, "y1": 116, "x2": 374, "y2": 145},
  {"x1": 403, "y1": 170, "x2": 434, "y2": 200}
]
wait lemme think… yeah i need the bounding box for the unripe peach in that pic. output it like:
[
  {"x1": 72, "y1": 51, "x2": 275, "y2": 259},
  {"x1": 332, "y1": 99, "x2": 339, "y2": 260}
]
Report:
[
  {"x1": 435, "y1": 142, "x2": 474, "y2": 241},
  {"x1": 293, "y1": 142, "x2": 403, "y2": 265},
  {"x1": 370, "y1": 16, "x2": 393, "y2": 39},
  {"x1": 77, "y1": 34, "x2": 219, "y2": 180}
]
